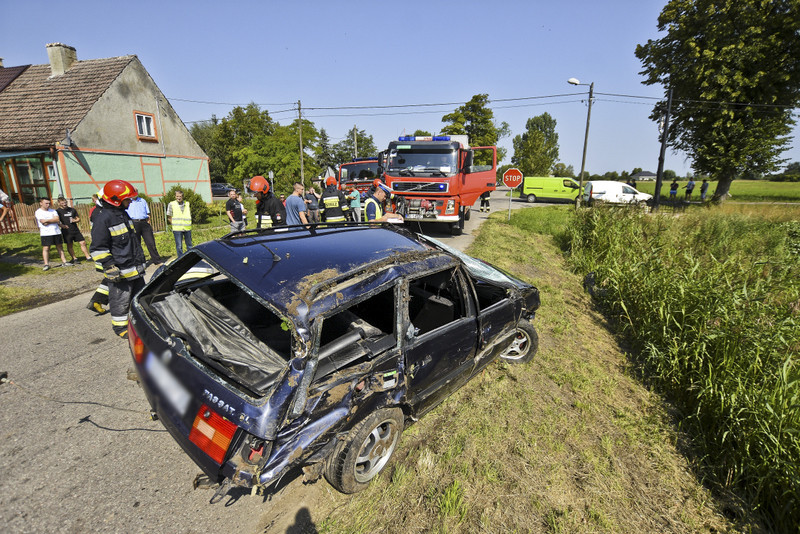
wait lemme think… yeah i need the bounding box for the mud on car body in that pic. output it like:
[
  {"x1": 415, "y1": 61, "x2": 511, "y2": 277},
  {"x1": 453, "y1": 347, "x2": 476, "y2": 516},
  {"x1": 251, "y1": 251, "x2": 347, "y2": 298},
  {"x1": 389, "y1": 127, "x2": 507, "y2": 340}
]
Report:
[{"x1": 128, "y1": 223, "x2": 539, "y2": 496}]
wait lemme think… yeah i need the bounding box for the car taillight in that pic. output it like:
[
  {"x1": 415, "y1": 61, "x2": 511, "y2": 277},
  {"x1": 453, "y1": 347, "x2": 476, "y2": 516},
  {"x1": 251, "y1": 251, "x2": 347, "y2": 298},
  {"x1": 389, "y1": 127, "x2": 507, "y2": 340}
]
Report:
[
  {"x1": 189, "y1": 404, "x2": 238, "y2": 464},
  {"x1": 128, "y1": 323, "x2": 146, "y2": 364}
]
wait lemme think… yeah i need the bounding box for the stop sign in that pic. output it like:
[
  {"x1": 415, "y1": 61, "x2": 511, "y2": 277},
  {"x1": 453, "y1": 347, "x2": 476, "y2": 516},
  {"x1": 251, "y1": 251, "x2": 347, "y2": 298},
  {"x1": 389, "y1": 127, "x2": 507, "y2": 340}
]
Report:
[{"x1": 503, "y1": 168, "x2": 523, "y2": 188}]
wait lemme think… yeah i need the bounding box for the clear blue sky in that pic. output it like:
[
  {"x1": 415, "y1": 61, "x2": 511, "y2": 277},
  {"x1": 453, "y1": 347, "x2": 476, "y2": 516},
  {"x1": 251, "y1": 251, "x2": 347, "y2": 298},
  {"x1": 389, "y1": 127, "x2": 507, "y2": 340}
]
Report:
[{"x1": 3, "y1": 0, "x2": 799, "y2": 177}]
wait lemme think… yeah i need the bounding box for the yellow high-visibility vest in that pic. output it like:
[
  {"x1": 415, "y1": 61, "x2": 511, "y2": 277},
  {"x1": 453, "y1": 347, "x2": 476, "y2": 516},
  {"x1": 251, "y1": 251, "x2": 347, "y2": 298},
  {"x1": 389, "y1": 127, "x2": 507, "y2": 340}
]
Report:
[{"x1": 169, "y1": 201, "x2": 192, "y2": 231}]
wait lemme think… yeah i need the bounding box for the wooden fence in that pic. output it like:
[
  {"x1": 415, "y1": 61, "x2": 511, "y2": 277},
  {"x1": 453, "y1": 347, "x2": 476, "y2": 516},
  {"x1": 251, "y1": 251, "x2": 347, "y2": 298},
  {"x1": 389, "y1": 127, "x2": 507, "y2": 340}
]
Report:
[{"x1": 1, "y1": 200, "x2": 168, "y2": 236}]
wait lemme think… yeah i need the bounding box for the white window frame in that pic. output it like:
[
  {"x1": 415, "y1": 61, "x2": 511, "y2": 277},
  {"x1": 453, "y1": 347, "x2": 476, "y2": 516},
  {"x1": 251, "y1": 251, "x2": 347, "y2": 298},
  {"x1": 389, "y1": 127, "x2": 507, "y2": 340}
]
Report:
[{"x1": 134, "y1": 111, "x2": 158, "y2": 141}]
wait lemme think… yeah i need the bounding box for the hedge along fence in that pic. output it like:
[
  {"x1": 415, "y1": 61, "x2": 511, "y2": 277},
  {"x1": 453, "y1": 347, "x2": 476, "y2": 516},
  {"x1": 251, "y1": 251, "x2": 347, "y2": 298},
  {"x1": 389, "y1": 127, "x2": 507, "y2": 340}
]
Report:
[{"x1": 565, "y1": 207, "x2": 800, "y2": 530}]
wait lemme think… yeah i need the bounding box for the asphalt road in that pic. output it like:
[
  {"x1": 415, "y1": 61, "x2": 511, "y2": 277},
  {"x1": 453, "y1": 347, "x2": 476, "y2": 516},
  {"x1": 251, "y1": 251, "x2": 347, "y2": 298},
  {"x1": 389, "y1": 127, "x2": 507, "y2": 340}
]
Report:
[{"x1": 0, "y1": 188, "x2": 535, "y2": 534}]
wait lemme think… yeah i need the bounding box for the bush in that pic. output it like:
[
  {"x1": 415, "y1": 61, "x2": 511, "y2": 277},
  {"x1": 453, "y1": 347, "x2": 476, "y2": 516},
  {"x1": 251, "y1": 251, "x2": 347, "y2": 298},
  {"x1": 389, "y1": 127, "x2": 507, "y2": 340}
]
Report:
[{"x1": 161, "y1": 185, "x2": 211, "y2": 224}]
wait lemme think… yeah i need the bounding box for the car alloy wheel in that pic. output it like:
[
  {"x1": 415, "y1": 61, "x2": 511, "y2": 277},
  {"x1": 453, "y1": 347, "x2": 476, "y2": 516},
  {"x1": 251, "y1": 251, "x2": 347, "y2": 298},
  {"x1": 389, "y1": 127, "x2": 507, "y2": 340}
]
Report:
[
  {"x1": 499, "y1": 321, "x2": 539, "y2": 364},
  {"x1": 325, "y1": 407, "x2": 404, "y2": 493}
]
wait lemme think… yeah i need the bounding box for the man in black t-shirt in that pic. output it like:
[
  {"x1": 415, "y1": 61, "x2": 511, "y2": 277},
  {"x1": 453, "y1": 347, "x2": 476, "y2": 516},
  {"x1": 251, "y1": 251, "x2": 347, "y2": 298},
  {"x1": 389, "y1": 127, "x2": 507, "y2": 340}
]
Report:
[
  {"x1": 56, "y1": 196, "x2": 91, "y2": 263},
  {"x1": 225, "y1": 189, "x2": 246, "y2": 232}
]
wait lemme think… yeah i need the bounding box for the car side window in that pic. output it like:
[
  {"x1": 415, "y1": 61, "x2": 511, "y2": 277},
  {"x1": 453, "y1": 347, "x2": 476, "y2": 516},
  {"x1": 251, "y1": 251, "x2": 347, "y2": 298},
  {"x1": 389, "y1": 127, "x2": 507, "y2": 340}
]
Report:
[
  {"x1": 622, "y1": 186, "x2": 637, "y2": 194},
  {"x1": 564, "y1": 180, "x2": 577, "y2": 188},
  {"x1": 407, "y1": 268, "x2": 469, "y2": 337},
  {"x1": 317, "y1": 286, "x2": 397, "y2": 375}
]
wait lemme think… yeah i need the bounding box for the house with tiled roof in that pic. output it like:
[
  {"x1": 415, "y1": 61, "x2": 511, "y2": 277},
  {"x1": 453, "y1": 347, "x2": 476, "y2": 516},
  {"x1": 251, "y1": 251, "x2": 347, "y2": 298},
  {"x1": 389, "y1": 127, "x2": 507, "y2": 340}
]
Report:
[{"x1": 0, "y1": 43, "x2": 210, "y2": 207}]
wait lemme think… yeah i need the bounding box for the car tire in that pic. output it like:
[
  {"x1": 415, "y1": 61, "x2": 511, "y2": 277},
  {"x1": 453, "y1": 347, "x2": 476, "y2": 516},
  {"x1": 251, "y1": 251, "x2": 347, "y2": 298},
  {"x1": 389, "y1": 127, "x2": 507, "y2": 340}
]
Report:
[
  {"x1": 499, "y1": 320, "x2": 539, "y2": 364},
  {"x1": 526, "y1": 194, "x2": 537, "y2": 203},
  {"x1": 464, "y1": 207, "x2": 471, "y2": 221},
  {"x1": 325, "y1": 407, "x2": 404, "y2": 494}
]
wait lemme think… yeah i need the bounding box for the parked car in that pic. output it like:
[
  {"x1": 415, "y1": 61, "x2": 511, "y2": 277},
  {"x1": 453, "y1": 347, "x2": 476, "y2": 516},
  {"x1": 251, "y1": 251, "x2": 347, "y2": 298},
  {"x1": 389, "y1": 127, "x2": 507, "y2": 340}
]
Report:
[
  {"x1": 520, "y1": 176, "x2": 581, "y2": 203},
  {"x1": 128, "y1": 224, "x2": 539, "y2": 497},
  {"x1": 582, "y1": 180, "x2": 653, "y2": 205},
  {"x1": 210, "y1": 182, "x2": 236, "y2": 196}
]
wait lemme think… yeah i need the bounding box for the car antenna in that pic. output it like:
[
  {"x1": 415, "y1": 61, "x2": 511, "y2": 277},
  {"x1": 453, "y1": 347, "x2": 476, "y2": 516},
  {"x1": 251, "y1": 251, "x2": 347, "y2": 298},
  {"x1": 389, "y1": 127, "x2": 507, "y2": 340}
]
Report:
[{"x1": 260, "y1": 243, "x2": 281, "y2": 262}]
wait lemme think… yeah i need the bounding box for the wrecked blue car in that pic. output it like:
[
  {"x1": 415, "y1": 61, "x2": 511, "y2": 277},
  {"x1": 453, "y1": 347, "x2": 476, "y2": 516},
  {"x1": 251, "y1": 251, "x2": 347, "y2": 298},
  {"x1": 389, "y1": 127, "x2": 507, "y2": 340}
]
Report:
[{"x1": 128, "y1": 223, "x2": 539, "y2": 496}]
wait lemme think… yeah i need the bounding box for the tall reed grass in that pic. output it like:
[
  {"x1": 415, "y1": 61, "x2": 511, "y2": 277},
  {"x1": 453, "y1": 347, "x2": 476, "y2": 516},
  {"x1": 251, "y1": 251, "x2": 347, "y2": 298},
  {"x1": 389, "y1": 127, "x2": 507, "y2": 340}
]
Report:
[{"x1": 563, "y1": 206, "x2": 800, "y2": 530}]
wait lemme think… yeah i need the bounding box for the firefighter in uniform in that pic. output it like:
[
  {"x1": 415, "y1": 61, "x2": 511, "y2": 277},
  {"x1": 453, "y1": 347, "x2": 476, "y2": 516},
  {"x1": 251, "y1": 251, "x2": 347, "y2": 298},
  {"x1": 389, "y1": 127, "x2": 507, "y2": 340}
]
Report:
[
  {"x1": 364, "y1": 179, "x2": 403, "y2": 223},
  {"x1": 90, "y1": 180, "x2": 146, "y2": 338},
  {"x1": 319, "y1": 176, "x2": 349, "y2": 222},
  {"x1": 249, "y1": 175, "x2": 286, "y2": 228}
]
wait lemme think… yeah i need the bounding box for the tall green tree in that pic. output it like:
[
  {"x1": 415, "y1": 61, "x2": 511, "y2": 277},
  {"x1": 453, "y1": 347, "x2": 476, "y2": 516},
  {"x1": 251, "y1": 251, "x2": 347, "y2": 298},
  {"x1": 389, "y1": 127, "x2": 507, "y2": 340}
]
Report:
[
  {"x1": 314, "y1": 128, "x2": 337, "y2": 174},
  {"x1": 333, "y1": 127, "x2": 378, "y2": 163},
  {"x1": 441, "y1": 94, "x2": 510, "y2": 162},
  {"x1": 635, "y1": 0, "x2": 800, "y2": 200},
  {"x1": 552, "y1": 162, "x2": 576, "y2": 178},
  {"x1": 510, "y1": 112, "x2": 560, "y2": 176}
]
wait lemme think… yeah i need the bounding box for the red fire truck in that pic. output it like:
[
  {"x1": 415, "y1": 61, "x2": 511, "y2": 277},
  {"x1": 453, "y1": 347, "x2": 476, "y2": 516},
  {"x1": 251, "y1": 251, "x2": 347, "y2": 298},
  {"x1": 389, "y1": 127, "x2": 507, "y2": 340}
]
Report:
[
  {"x1": 377, "y1": 135, "x2": 497, "y2": 235},
  {"x1": 337, "y1": 158, "x2": 379, "y2": 194}
]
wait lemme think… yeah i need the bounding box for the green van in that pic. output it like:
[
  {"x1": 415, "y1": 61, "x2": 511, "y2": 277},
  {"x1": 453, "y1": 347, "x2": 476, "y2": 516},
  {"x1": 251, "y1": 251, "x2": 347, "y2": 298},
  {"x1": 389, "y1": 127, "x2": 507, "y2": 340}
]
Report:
[{"x1": 520, "y1": 176, "x2": 581, "y2": 203}]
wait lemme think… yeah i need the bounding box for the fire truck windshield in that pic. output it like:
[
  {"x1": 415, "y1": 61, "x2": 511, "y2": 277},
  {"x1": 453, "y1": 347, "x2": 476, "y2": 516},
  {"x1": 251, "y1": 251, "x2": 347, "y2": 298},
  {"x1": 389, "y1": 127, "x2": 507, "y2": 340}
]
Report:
[
  {"x1": 340, "y1": 162, "x2": 378, "y2": 182},
  {"x1": 387, "y1": 149, "x2": 458, "y2": 176}
]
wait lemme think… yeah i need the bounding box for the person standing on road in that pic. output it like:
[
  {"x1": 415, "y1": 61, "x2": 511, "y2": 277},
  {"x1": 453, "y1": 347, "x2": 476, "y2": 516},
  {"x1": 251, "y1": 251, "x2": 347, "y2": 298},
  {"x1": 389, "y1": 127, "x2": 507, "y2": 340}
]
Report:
[
  {"x1": 35, "y1": 197, "x2": 72, "y2": 271},
  {"x1": 319, "y1": 176, "x2": 349, "y2": 223},
  {"x1": 226, "y1": 189, "x2": 246, "y2": 232},
  {"x1": 167, "y1": 190, "x2": 192, "y2": 256},
  {"x1": 479, "y1": 191, "x2": 491, "y2": 213},
  {"x1": 237, "y1": 192, "x2": 248, "y2": 227},
  {"x1": 304, "y1": 186, "x2": 321, "y2": 223},
  {"x1": 285, "y1": 182, "x2": 308, "y2": 226},
  {"x1": 684, "y1": 178, "x2": 696, "y2": 201},
  {"x1": 346, "y1": 187, "x2": 361, "y2": 222},
  {"x1": 55, "y1": 196, "x2": 92, "y2": 264},
  {"x1": 87, "y1": 191, "x2": 109, "y2": 315},
  {"x1": 700, "y1": 179, "x2": 710, "y2": 202},
  {"x1": 249, "y1": 176, "x2": 285, "y2": 228},
  {"x1": 90, "y1": 180, "x2": 146, "y2": 338},
  {"x1": 0, "y1": 188, "x2": 9, "y2": 224},
  {"x1": 125, "y1": 196, "x2": 163, "y2": 264}
]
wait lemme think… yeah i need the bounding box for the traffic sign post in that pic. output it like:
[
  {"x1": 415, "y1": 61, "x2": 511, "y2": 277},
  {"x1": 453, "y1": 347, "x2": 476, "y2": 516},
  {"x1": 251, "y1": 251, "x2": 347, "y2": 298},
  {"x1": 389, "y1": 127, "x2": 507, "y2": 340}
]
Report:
[{"x1": 503, "y1": 168, "x2": 523, "y2": 220}]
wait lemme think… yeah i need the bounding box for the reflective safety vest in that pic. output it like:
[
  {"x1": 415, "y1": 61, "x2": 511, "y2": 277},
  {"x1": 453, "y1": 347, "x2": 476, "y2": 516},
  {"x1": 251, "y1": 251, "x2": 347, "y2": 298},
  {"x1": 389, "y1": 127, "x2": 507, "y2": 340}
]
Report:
[
  {"x1": 320, "y1": 188, "x2": 348, "y2": 222},
  {"x1": 364, "y1": 196, "x2": 383, "y2": 221},
  {"x1": 169, "y1": 201, "x2": 192, "y2": 231}
]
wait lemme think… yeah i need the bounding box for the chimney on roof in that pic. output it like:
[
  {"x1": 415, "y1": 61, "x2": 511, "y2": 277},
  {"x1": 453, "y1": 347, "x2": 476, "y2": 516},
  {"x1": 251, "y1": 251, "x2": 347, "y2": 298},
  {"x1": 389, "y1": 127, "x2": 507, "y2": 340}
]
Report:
[
  {"x1": 0, "y1": 58, "x2": 4, "y2": 68},
  {"x1": 46, "y1": 43, "x2": 77, "y2": 76}
]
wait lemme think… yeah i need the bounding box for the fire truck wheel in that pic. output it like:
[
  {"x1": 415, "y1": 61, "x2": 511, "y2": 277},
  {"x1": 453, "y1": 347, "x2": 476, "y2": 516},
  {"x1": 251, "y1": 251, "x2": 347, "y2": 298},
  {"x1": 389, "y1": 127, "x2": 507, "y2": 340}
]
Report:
[
  {"x1": 450, "y1": 222, "x2": 462, "y2": 236},
  {"x1": 463, "y1": 207, "x2": 471, "y2": 221}
]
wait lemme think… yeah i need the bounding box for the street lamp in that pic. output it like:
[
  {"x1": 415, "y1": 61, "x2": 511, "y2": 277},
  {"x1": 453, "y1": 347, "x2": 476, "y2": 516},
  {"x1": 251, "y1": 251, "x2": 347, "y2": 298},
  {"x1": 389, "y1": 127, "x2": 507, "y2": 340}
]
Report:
[{"x1": 568, "y1": 77, "x2": 594, "y2": 207}]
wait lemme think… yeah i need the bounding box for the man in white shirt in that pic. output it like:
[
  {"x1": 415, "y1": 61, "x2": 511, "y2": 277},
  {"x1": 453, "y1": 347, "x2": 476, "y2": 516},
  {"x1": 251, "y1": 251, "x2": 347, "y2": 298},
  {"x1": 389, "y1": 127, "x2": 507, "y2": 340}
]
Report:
[{"x1": 34, "y1": 197, "x2": 71, "y2": 271}]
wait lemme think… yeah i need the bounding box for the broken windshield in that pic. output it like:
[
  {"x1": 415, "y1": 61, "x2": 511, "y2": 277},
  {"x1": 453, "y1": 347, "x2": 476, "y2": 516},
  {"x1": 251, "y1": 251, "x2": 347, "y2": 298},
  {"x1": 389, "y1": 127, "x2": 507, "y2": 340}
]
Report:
[
  {"x1": 387, "y1": 149, "x2": 458, "y2": 176},
  {"x1": 417, "y1": 235, "x2": 522, "y2": 287}
]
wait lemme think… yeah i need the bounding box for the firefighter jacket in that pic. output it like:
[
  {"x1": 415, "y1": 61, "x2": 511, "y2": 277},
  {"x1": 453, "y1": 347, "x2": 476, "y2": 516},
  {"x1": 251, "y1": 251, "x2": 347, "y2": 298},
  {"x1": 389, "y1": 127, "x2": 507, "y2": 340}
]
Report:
[
  {"x1": 90, "y1": 201, "x2": 146, "y2": 280},
  {"x1": 319, "y1": 185, "x2": 349, "y2": 222},
  {"x1": 256, "y1": 192, "x2": 286, "y2": 228}
]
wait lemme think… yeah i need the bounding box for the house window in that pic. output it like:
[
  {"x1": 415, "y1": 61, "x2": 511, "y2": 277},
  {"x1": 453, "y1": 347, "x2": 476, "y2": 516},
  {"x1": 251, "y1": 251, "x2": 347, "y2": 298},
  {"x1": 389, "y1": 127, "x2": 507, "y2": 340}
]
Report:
[{"x1": 134, "y1": 112, "x2": 158, "y2": 141}]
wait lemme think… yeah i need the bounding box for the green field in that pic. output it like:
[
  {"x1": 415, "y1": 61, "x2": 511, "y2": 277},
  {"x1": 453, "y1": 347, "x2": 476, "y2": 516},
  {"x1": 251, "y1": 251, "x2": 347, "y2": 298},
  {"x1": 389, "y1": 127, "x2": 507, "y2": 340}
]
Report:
[{"x1": 635, "y1": 179, "x2": 800, "y2": 202}]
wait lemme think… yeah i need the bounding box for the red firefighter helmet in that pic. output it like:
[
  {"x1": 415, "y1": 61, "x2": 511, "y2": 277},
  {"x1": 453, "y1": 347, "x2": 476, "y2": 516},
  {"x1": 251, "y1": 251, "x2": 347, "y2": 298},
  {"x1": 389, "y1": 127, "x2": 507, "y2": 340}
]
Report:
[
  {"x1": 325, "y1": 176, "x2": 337, "y2": 187},
  {"x1": 249, "y1": 175, "x2": 270, "y2": 194},
  {"x1": 102, "y1": 180, "x2": 138, "y2": 207}
]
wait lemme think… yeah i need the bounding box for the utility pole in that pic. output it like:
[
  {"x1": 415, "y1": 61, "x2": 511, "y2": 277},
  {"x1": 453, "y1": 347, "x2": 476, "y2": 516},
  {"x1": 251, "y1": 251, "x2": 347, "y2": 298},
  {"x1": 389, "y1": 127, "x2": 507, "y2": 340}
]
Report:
[
  {"x1": 298, "y1": 100, "x2": 305, "y2": 183},
  {"x1": 353, "y1": 125, "x2": 358, "y2": 159},
  {"x1": 654, "y1": 87, "x2": 673, "y2": 212},
  {"x1": 576, "y1": 82, "x2": 594, "y2": 209}
]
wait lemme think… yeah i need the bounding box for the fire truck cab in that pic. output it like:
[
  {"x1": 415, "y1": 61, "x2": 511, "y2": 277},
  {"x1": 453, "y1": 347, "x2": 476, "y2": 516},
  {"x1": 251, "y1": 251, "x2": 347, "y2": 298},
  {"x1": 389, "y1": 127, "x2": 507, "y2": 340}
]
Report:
[
  {"x1": 337, "y1": 158, "x2": 379, "y2": 194},
  {"x1": 378, "y1": 135, "x2": 497, "y2": 235}
]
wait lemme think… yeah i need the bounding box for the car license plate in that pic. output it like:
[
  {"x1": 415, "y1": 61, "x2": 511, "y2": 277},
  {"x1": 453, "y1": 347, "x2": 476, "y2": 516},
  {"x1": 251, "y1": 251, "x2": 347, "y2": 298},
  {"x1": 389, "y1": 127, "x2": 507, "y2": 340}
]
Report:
[{"x1": 145, "y1": 352, "x2": 191, "y2": 416}]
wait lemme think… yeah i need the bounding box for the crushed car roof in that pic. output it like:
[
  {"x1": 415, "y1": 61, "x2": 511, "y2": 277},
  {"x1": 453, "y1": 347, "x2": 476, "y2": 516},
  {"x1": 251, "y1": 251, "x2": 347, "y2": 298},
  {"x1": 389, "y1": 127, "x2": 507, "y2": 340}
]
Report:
[{"x1": 189, "y1": 225, "x2": 455, "y2": 319}]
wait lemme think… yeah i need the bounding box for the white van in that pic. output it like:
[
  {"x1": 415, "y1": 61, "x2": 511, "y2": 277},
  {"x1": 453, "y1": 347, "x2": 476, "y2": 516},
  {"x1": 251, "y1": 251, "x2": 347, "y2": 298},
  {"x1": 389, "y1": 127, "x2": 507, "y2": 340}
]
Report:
[{"x1": 582, "y1": 181, "x2": 652, "y2": 205}]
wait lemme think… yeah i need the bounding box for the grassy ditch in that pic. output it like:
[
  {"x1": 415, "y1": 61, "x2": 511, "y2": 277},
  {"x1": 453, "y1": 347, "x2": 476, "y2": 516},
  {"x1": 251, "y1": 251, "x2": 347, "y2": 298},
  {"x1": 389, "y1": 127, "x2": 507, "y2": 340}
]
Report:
[
  {"x1": 316, "y1": 209, "x2": 735, "y2": 533},
  {"x1": 635, "y1": 179, "x2": 800, "y2": 202},
  {"x1": 563, "y1": 204, "x2": 800, "y2": 531}
]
